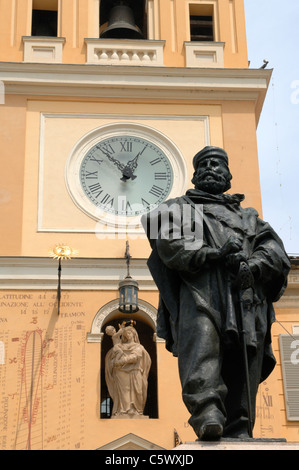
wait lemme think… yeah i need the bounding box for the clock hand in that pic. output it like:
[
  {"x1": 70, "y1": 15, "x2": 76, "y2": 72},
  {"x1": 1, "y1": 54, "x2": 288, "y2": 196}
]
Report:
[
  {"x1": 121, "y1": 146, "x2": 147, "y2": 182},
  {"x1": 121, "y1": 166, "x2": 137, "y2": 182},
  {"x1": 126, "y1": 152, "x2": 141, "y2": 170},
  {"x1": 95, "y1": 145, "x2": 125, "y2": 173},
  {"x1": 102, "y1": 151, "x2": 138, "y2": 182},
  {"x1": 121, "y1": 151, "x2": 141, "y2": 182}
]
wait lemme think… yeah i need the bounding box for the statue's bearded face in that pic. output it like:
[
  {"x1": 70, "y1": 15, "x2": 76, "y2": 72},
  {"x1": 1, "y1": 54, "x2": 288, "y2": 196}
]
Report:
[{"x1": 192, "y1": 157, "x2": 232, "y2": 194}]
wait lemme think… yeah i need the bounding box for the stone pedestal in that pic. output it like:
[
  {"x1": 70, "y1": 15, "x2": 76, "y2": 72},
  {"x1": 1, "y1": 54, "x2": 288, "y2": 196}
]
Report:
[
  {"x1": 174, "y1": 438, "x2": 299, "y2": 451},
  {"x1": 111, "y1": 415, "x2": 149, "y2": 419}
]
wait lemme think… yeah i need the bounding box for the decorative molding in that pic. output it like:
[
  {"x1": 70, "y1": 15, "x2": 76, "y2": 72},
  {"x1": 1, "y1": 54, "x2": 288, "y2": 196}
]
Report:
[
  {"x1": 96, "y1": 432, "x2": 165, "y2": 450},
  {"x1": 1, "y1": 257, "x2": 297, "y2": 311},
  {"x1": 0, "y1": 62, "x2": 272, "y2": 121},
  {"x1": 22, "y1": 37, "x2": 65, "y2": 64},
  {"x1": 274, "y1": 266, "x2": 299, "y2": 309},
  {"x1": 86, "y1": 298, "x2": 160, "y2": 343},
  {"x1": 85, "y1": 39, "x2": 165, "y2": 66},
  {"x1": 276, "y1": 295, "x2": 299, "y2": 309},
  {"x1": 0, "y1": 257, "x2": 156, "y2": 291},
  {"x1": 184, "y1": 42, "x2": 225, "y2": 68}
]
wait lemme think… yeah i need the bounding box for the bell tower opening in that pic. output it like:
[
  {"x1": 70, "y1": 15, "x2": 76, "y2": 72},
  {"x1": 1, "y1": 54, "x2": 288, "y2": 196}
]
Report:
[
  {"x1": 31, "y1": 0, "x2": 58, "y2": 37},
  {"x1": 189, "y1": 3, "x2": 214, "y2": 42},
  {"x1": 99, "y1": 0, "x2": 147, "y2": 40}
]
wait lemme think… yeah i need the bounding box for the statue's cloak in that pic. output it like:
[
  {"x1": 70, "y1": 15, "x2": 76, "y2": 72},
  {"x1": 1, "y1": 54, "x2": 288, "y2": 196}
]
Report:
[{"x1": 142, "y1": 189, "x2": 290, "y2": 382}]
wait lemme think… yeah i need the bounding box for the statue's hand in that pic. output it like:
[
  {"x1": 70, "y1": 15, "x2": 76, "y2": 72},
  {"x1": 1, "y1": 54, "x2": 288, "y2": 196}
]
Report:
[
  {"x1": 203, "y1": 237, "x2": 243, "y2": 264},
  {"x1": 226, "y1": 251, "x2": 247, "y2": 273},
  {"x1": 114, "y1": 357, "x2": 127, "y2": 367},
  {"x1": 220, "y1": 236, "x2": 243, "y2": 257}
]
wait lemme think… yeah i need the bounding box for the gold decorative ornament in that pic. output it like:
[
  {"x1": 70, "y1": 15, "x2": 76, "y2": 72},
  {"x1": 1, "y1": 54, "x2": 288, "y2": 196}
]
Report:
[
  {"x1": 49, "y1": 244, "x2": 77, "y2": 314},
  {"x1": 49, "y1": 244, "x2": 77, "y2": 260}
]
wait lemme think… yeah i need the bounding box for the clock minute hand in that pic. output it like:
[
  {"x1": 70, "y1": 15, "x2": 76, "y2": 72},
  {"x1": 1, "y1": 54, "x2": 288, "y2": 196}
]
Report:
[
  {"x1": 96, "y1": 146, "x2": 125, "y2": 173},
  {"x1": 106, "y1": 153, "x2": 125, "y2": 172}
]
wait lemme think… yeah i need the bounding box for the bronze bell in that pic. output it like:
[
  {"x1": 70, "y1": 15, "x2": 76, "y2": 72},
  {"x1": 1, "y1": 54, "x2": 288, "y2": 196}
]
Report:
[{"x1": 100, "y1": 1, "x2": 143, "y2": 40}]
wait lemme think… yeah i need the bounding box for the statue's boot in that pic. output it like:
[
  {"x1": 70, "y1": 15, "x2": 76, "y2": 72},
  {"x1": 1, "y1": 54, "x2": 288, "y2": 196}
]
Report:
[{"x1": 198, "y1": 422, "x2": 223, "y2": 441}]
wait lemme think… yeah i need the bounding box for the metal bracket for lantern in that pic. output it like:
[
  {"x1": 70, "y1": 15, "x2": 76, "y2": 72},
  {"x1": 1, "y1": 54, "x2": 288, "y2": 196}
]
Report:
[{"x1": 118, "y1": 241, "x2": 139, "y2": 313}]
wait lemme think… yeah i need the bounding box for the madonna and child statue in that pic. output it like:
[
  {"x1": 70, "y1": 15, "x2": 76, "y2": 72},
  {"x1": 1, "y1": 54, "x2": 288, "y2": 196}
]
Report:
[{"x1": 105, "y1": 321, "x2": 151, "y2": 419}]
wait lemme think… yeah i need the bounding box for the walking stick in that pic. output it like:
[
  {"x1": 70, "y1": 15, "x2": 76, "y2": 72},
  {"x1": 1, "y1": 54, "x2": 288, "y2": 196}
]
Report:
[{"x1": 236, "y1": 261, "x2": 255, "y2": 438}]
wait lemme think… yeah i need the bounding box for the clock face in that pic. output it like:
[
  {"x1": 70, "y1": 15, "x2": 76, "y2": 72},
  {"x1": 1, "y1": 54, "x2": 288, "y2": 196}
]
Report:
[{"x1": 79, "y1": 135, "x2": 173, "y2": 217}]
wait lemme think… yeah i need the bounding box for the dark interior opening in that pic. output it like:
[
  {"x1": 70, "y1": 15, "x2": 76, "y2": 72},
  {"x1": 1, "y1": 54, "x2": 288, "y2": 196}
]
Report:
[
  {"x1": 100, "y1": 314, "x2": 158, "y2": 419},
  {"x1": 190, "y1": 15, "x2": 214, "y2": 41},
  {"x1": 31, "y1": 9, "x2": 58, "y2": 37}
]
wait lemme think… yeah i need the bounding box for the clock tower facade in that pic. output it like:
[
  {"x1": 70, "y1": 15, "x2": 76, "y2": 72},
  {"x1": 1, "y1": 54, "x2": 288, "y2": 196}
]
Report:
[{"x1": 0, "y1": 0, "x2": 297, "y2": 450}]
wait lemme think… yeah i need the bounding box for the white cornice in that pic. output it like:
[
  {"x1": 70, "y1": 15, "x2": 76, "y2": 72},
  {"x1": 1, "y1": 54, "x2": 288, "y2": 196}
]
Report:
[
  {"x1": 276, "y1": 267, "x2": 299, "y2": 309},
  {"x1": 0, "y1": 257, "x2": 298, "y2": 309},
  {"x1": 0, "y1": 62, "x2": 272, "y2": 122},
  {"x1": 0, "y1": 256, "x2": 298, "y2": 310},
  {"x1": 0, "y1": 257, "x2": 156, "y2": 291}
]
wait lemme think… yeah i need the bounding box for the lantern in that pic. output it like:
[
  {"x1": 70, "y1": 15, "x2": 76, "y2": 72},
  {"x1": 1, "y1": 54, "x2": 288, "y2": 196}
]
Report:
[{"x1": 118, "y1": 241, "x2": 139, "y2": 313}]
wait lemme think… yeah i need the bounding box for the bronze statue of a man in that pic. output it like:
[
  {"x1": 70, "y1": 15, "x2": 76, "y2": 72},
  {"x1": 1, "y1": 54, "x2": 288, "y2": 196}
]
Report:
[{"x1": 142, "y1": 146, "x2": 290, "y2": 440}]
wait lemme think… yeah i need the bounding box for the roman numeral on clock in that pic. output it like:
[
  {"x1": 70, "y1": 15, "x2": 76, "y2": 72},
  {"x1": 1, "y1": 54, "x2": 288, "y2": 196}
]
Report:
[
  {"x1": 141, "y1": 198, "x2": 150, "y2": 209},
  {"x1": 149, "y1": 185, "x2": 163, "y2": 197},
  {"x1": 90, "y1": 157, "x2": 103, "y2": 165},
  {"x1": 118, "y1": 197, "x2": 132, "y2": 213},
  {"x1": 101, "y1": 194, "x2": 114, "y2": 206},
  {"x1": 88, "y1": 182, "x2": 102, "y2": 198},
  {"x1": 155, "y1": 172, "x2": 167, "y2": 180},
  {"x1": 120, "y1": 141, "x2": 133, "y2": 152},
  {"x1": 150, "y1": 157, "x2": 161, "y2": 166},
  {"x1": 85, "y1": 170, "x2": 98, "y2": 179},
  {"x1": 97, "y1": 144, "x2": 115, "y2": 155}
]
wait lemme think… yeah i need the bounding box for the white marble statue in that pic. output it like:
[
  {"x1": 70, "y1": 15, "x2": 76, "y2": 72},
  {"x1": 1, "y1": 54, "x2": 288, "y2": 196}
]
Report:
[{"x1": 105, "y1": 322, "x2": 151, "y2": 418}]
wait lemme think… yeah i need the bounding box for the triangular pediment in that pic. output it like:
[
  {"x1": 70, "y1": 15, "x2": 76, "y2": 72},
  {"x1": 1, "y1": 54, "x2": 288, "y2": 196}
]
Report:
[{"x1": 97, "y1": 433, "x2": 165, "y2": 451}]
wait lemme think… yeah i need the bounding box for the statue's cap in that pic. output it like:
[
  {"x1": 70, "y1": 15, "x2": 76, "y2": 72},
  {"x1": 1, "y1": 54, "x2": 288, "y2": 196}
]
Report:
[{"x1": 193, "y1": 146, "x2": 229, "y2": 169}]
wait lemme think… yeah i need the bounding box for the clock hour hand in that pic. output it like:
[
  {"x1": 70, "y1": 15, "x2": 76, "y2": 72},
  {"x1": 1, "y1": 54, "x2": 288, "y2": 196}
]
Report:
[
  {"x1": 120, "y1": 151, "x2": 141, "y2": 181},
  {"x1": 121, "y1": 147, "x2": 147, "y2": 181},
  {"x1": 121, "y1": 166, "x2": 137, "y2": 182}
]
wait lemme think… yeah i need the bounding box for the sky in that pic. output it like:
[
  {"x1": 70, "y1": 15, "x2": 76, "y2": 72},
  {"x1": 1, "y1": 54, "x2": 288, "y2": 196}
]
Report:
[{"x1": 244, "y1": 0, "x2": 299, "y2": 255}]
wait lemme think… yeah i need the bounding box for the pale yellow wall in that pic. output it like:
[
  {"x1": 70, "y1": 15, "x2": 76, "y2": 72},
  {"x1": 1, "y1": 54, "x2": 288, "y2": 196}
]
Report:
[
  {"x1": 1, "y1": 0, "x2": 296, "y2": 450},
  {"x1": 219, "y1": 0, "x2": 248, "y2": 68},
  {"x1": 251, "y1": 268, "x2": 299, "y2": 443},
  {"x1": 0, "y1": 94, "x2": 296, "y2": 445},
  {"x1": 222, "y1": 100, "x2": 262, "y2": 215},
  {"x1": 0, "y1": 95, "x2": 27, "y2": 255},
  {"x1": 254, "y1": 318, "x2": 286, "y2": 439},
  {"x1": 1, "y1": 286, "x2": 298, "y2": 448},
  {"x1": 0, "y1": 96, "x2": 262, "y2": 258},
  {"x1": 270, "y1": 307, "x2": 299, "y2": 442},
  {"x1": 160, "y1": 0, "x2": 248, "y2": 68},
  {"x1": 0, "y1": 0, "x2": 248, "y2": 68},
  {"x1": 0, "y1": 287, "x2": 196, "y2": 450}
]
